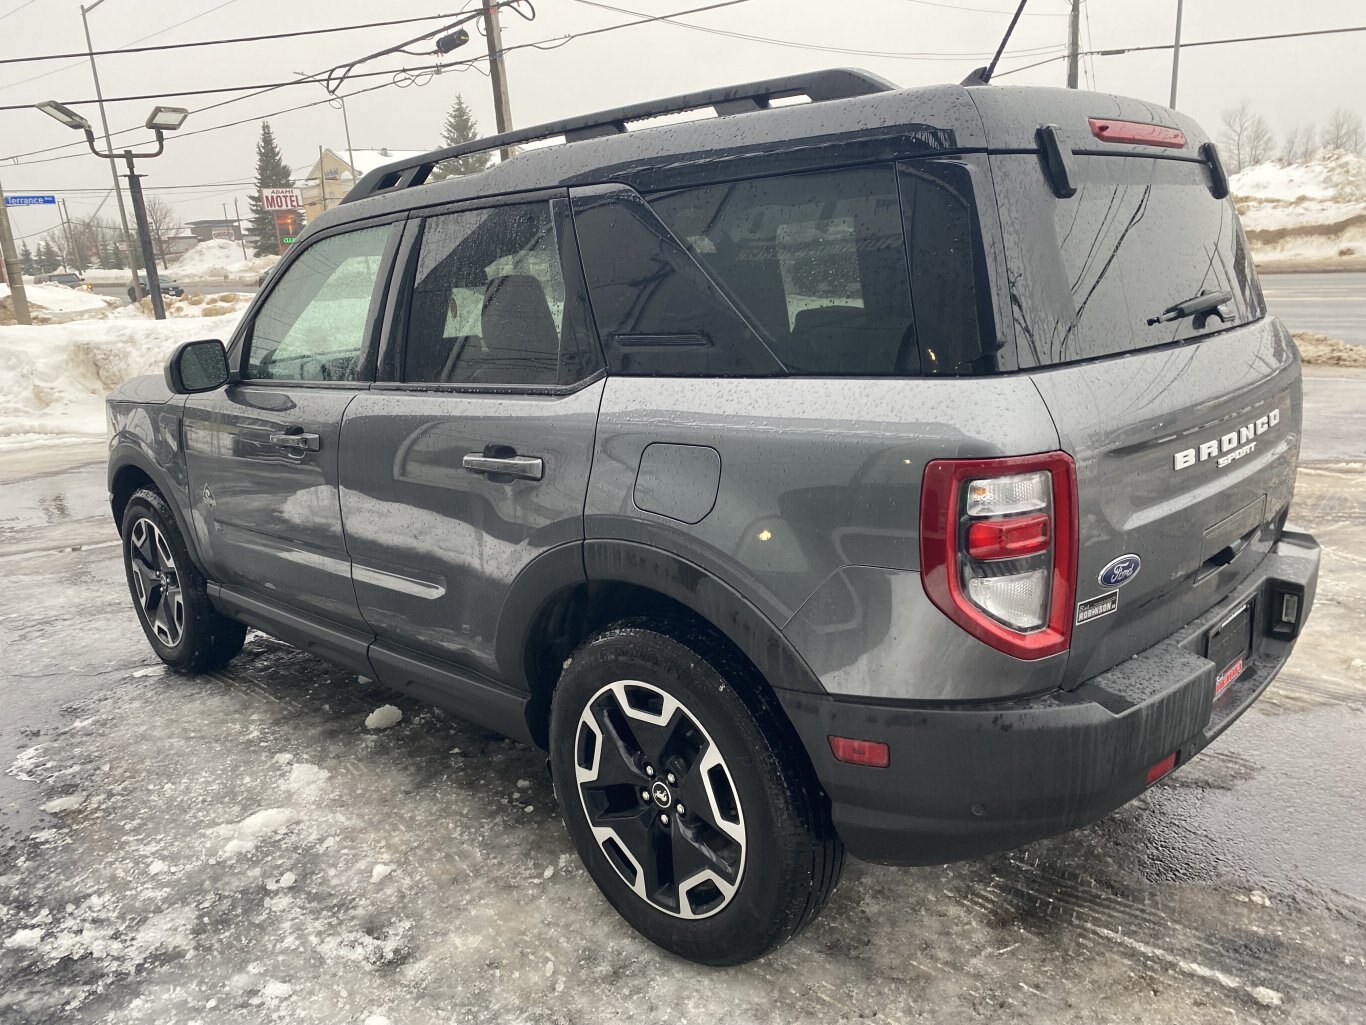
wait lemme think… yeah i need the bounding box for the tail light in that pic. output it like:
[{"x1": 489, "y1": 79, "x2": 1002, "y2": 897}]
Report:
[{"x1": 920, "y1": 452, "x2": 1078, "y2": 660}]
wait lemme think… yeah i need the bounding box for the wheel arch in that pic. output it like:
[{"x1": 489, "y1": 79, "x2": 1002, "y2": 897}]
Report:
[
  {"x1": 505, "y1": 539, "x2": 826, "y2": 750},
  {"x1": 109, "y1": 447, "x2": 206, "y2": 571}
]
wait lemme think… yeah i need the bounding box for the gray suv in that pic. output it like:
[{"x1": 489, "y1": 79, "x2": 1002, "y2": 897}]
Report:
[{"x1": 107, "y1": 70, "x2": 1320, "y2": 965}]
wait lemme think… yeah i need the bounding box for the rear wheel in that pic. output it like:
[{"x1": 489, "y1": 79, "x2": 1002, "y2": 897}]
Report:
[
  {"x1": 120, "y1": 487, "x2": 246, "y2": 672},
  {"x1": 549, "y1": 620, "x2": 844, "y2": 965}
]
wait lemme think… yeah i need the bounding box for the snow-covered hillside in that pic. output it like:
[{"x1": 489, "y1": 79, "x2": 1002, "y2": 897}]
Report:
[
  {"x1": 170, "y1": 239, "x2": 278, "y2": 283},
  {"x1": 1232, "y1": 151, "x2": 1366, "y2": 266}
]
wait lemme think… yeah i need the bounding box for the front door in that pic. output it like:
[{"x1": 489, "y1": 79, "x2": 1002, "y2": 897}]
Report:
[
  {"x1": 183, "y1": 220, "x2": 400, "y2": 632},
  {"x1": 339, "y1": 196, "x2": 603, "y2": 684}
]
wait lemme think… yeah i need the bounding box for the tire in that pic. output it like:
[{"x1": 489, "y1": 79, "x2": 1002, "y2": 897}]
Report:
[
  {"x1": 120, "y1": 486, "x2": 246, "y2": 672},
  {"x1": 549, "y1": 619, "x2": 844, "y2": 965}
]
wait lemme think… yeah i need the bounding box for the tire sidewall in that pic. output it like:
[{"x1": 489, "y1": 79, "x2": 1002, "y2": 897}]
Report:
[
  {"x1": 550, "y1": 624, "x2": 815, "y2": 964},
  {"x1": 121, "y1": 490, "x2": 200, "y2": 668}
]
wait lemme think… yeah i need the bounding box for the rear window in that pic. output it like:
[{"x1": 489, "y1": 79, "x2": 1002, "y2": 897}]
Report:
[
  {"x1": 993, "y1": 153, "x2": 1265, "y2": 368},
  {"x1": 649, "y1": 166, "x2": 922, "y2": 376}
]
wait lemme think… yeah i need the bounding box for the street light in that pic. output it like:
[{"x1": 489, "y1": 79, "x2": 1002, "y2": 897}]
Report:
[{"x1": 38, "y1": 99, "x2": 190, "y2": 320}]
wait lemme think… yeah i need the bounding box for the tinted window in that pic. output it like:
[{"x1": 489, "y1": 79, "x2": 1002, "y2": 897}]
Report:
[
  {"x1": 571, "y1": 188, "x2": 782, "y2": 377},
  {"x1": 994, "y1": 153, "x2": 1264, "y2": 368},
  {"x1": 404, "y1": 203, "x2": 588, "y2": 387},
  {"x1": 246, "y1": 226, "x2": 392, "y2": 382},
  {"x1": 650, "y1": 166, "x2": 919, "y2": 375}
]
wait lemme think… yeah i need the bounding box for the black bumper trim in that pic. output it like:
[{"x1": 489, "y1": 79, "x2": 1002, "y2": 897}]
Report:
[{"x1": 777, "y1": 530, "x2": 1320, "y2": 866}]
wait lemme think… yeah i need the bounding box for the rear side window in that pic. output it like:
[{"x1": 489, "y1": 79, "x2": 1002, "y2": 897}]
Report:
[
  {"x1": 993, "y1": 153, "x2": 1265, "y2": 368},
  {"x1": 403, "y1": 202, "x2": 597, "y2": 387},
  {"x1": 650, "y1": 167, "x2": 920, "y2": 376}
]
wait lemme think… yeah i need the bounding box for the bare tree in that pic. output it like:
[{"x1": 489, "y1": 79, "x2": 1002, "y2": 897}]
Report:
[
  {"x1": 143, "y1": 196, "x2": 182, "y2": 269},
  {"x1": 1322, "y1": 107, "x2": 1364, "y2": 153},
  {"x1": 1281, "y1": 126, "x2": 1300, "y2": 164},
  {"x1": 1219, "y1": 100, "x2": 1274, "y2": 173}
]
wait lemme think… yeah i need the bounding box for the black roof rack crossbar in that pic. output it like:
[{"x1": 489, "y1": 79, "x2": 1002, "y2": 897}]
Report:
[{"x1": 342, "y1": 67, "x2": 896, "y2": 205}]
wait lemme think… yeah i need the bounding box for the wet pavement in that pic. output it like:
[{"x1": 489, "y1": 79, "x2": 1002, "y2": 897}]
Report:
[
  {"x1": 1262, "y1": 272, "x2": 1366, "y2": 348},
  {"x1": 1, "y1": 372, "x2": 1364, "y2": 1024}
]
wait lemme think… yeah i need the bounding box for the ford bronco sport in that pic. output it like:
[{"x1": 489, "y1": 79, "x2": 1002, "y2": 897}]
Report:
[{"x1": 107, "y1": 69, "x2": 1320, "y2": 965}]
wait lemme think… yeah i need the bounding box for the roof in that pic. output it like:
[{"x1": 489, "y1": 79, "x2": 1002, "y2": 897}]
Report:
[
  {"x1": 306, "y1": 72, "x2": 1213, "y2": 236},
  {"x1": 343, "y1": 148, "x2": 428, "y2": 177}
]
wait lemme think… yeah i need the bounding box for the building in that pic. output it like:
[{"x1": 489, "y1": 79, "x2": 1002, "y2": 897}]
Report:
[
  {"x1": 185, "y1": 218, "x2": 244, "y2": 243},
  {"x1": 301, "y1": 148, "x2": 427, "y2": 221}
]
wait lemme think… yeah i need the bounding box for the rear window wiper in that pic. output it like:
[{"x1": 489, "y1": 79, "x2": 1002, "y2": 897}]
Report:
[{"x1": 1146, "y1": 289, "x2": 1233, "y2": 328}]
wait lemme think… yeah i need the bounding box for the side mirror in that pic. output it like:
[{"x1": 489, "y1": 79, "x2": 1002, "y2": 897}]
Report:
[{"x1": 165, "y1": 338, "x2": 230, "y2": 394}]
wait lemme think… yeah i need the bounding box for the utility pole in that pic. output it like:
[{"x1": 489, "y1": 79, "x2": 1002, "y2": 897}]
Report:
[
  {"x1": 81, "y1": 1, "x2": 142, "y2": 301},
  {"x1": 122, "y1": 154, "x2": 165, "y2": 319},
  {"x1": 1066, "y1": 0, "x2": 1081, "y2": 89},
  {"x1": 318, "y1": 145, "x2": 329, "y2": 212},
  {"x1": 1168, "y1": 0, "x2": 1185, "y2": 109},
  {"x1": 483, "y1": 0, "x2": 516, "y2": 160},
  {"x1": 0, "y1": 178, "x2": 33, "y2": 325},
  {"x1": 233, "y1": 197, "x2": 247, "y2": 261},
  {"x1": 60, "y1": 199, "x2": 83, "y2": 273}
]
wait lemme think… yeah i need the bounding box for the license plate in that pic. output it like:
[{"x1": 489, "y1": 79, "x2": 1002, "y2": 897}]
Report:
[{"x1": 1206, "y1": 599, "x2": 1254, "y2": 697}]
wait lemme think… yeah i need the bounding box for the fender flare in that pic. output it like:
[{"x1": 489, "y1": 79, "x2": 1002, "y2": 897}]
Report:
[{"x1": 108, "y1": 442, "x2": 207, "y2": 572}]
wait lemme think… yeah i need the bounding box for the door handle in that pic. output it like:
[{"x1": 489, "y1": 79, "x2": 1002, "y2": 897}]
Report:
[
  {"x1": 271, "y1": 431, "x2": 320, "y2": 452},
  {"x1": 463, "y1": 452, "x2": 544, "y2": 481}
]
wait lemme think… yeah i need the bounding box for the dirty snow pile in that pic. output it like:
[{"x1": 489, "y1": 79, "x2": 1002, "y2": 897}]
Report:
[
  {"x1": 1293, "y1": 331, "x2": 1366, "y2": 368},
  {"x1": 170, "y1": 239, "x2": 278, "y2": 283},
  {"x1": 115, "y1": 290, "x2": 254, "y2": 320},
  {"x1": 0, "y1": 312, "x2": 243, "y2": 447},
  {"x1": 0, "y1": 282, "x2": 117, "y2": 324},
  {"x1": 1232, "y1": 150, "x2": 1366, "y2": 265}
]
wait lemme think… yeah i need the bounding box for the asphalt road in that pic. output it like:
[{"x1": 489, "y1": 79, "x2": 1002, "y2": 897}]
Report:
[
  {"x1": 0, "y1": 372, "x2": 1364, "y2": 1024},
  {"x1": 1262, "y1": 271, "x2": 1366, "y2": 346},
  {"x1": 88, "y1": 282, "x2": 259, "y2": 303}
]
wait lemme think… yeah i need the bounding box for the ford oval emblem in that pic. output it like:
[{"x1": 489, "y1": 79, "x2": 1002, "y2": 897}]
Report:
[{"x1": 1099, "y1": 554, "x2": 1142, "y2": 588}]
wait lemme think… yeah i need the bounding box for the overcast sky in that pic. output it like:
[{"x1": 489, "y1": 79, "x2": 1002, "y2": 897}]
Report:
[{"x1": 0, "y1": 0, "x2": 1361, "y2": 242}]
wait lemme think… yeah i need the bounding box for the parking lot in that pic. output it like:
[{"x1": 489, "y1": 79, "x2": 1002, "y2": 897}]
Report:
[{"x1": 2, "y1": 370, "x2": 1364, "y2": 1025}]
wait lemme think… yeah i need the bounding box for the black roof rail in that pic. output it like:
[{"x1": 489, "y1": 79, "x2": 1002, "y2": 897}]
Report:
[{"x1": 342, "y1": 67, "x2": 896, "y2": 205}]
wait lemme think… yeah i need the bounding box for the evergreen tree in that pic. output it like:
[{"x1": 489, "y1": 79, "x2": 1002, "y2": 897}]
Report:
[
  {"x1": 247, "y1": 121, "x2": 302, "y2": 257},
  {"x1": 99, "y1": 238, "x2": 118, "y2": 271},
  {"x1": 429, "y1": 95, "x2": 492, "y2": 181},
  {"x1": 35, "y1": 240, "x2": 59, "y2": 273},
  {"x1": 19, "y1": 241, "x2": 35, "y2": 276}
]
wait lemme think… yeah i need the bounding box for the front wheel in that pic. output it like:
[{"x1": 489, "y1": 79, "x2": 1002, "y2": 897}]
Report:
[
  {"x1": 549, "y1": 620, "x2": 844, "y2": 965},
  {"x1": 120, "y1": 487, "x2": 246, "y2": 672}
]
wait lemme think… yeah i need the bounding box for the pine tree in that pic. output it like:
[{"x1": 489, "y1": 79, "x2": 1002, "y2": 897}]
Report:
[
  {"x1": 247, "y1": 121, "x2": 303, "y2": 257},
  {"x1": 35, "y1": 240, "x2": 59, "y2": 273},
  {"x1": 429, "y1": 95, "x2": 492, "y2": 181},
  {"x1": 19, "y1": 241, "x2": 35, "y2": 276}
]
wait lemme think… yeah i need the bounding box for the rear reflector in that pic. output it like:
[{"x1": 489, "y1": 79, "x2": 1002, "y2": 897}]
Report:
[
  {"x1": 967, "y1": 513, "x2": 1051, "y2": 561},
  {"x1": 1146, "y1": 752, "x2": 1178, "y2": 785},
  {"x1": 828, "y1": 736, "x2": 890, "y2": 768},
  {"x1": 1088, "y1": 117, "x2": 1186, "y2": 149}
]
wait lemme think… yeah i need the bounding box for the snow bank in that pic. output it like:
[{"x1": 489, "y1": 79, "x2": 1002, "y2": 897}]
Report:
[
  {"x1": 1232, "y1": 151, "x2": 1366, "y2": 265},
  {"x1": 0, "y1": 312, "x2": 243, "y2": 448},
  {"x1": 0, "y1": 282, "x2": 118, "y2": 324},
  {"x1": 171, "y1": 239, "x2": 278, "y2": 283}
]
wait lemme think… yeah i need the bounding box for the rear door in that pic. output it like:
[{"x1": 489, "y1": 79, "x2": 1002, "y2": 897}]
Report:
[
  {"x1": 183, "y1": 219, "x2": 400, "y2": 632},
  {"x1": 338, "y1": 194, "x2": 603, "y2": 685},
  {"x1": 990, "y1": 145, "x2": 1299, "y2": 686}
]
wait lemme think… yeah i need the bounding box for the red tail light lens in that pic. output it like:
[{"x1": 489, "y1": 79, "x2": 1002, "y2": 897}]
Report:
[
  {"x1": 920, "y1": 452, "x2": 1077, "y2": 660},
  {"x1": 966, "y1": 513, "x2": 1051, "y2": 561},
  {"x1": 1088, "y1": 117, "x2": 1186, "y2": 149}
]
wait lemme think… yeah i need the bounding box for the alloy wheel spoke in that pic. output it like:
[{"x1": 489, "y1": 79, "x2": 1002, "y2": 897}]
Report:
[{"x1": 671, "y1": 818, "x2": 737, "y2": 885}]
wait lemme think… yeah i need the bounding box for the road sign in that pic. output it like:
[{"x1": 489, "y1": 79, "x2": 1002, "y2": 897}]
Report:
[
  {"x1": 4, "y1": 195, "x2": 56, "y2": 206},
  {"x1": 282, "y1": 236, "x2": 296, "y2": 244},
  {"x1": 260, "y1": 187, "x2": 302, "y2": 211}
]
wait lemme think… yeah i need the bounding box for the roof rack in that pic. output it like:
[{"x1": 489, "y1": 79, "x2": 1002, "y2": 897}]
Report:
[{"x1": 342, "y1": 68, "x2": 896, "y2": 205}]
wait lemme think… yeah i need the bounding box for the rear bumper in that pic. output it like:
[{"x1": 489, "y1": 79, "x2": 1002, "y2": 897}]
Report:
[{"x1": 778, "y1": 529, "x2": 1320, "y2": 865}]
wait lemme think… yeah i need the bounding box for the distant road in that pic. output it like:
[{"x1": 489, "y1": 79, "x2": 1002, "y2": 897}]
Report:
[
  {"x1": 88, "y1": 282, "x2": 259, "y2": 303},
  {"x1": 1262, "y1": 271, "x2": 1366, "y2": 347}
]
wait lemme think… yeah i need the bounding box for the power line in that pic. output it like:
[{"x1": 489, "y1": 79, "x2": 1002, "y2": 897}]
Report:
[
  {"x1": 995, "y1": 22, "x2": 1366, "y2": 77},
  {"x1": 900, "y1": 0, "x2": 1066, "y2": 14},
  {"x1": 0, "y1": 0, "x2": 38, "y2": 24},
  {"x1": 0, "y1": 12, "x2": 486, "y2": 68},
  {"x1": 566, "y1": 0, "x2": 1065, "y2": 59}
]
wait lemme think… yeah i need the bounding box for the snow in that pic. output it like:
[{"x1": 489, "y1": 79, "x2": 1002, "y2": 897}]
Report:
[
  {"x1": 1231, "y1": 151, "x2": 1366, "y2": 264},
  {"x1": 370, "y1": 863, "x2": 394, "y2": 884},
  {"x1": 211, "y1": 807, "x2": 300, "y2": 855},
  {"x1": 3, "y1": 928, "x2": 44, "y2": 950},
  {"x1": 40, "y1": 794, "x2": 85, "y2": 813},
  {"x1": 364, "y1": 705, "x2": 403, "y2": 730},
  {"x1": 0, "y1": 312, "x2": 243, "y2": 447},
  {"x1": 169, "y1": 238, "x2": 278, "y2": 283},
  {"x1": 0, "y1": 282, "x2": 114, "y2": 318}
]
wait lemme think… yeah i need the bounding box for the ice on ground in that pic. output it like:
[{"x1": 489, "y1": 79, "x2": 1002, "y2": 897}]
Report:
[
  {"x1": 40, "y1": 794, "x2": 85, "y2": 813},
  {"x1": 285, "y1": 761, "x2": 331, "y2": 795},
  {"x1": 3, "y1": 928, "x2": 43, "y2": 949},
  {"x1": 0, "y1": 311, "x2": 244, "y2": 447},
  {"x1": 370, "y1": 863, "x2": 394, "y2": 884},
  {"x1": 212, "y1": 807, "x2": 299, "y2": 855},
  {"x1": 364, "y1": 705, "x2": 402, "y2": 730}
]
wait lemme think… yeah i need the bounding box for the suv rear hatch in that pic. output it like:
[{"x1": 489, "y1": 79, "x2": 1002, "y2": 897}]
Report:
[{"x1": 972, "y1": 88, "x2": 1302, "y2": 686}]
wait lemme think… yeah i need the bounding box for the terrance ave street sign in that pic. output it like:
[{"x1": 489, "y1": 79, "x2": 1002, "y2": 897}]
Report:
[{"x1": 4, "y1": 195, "x2": 56, "y2": 206}]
